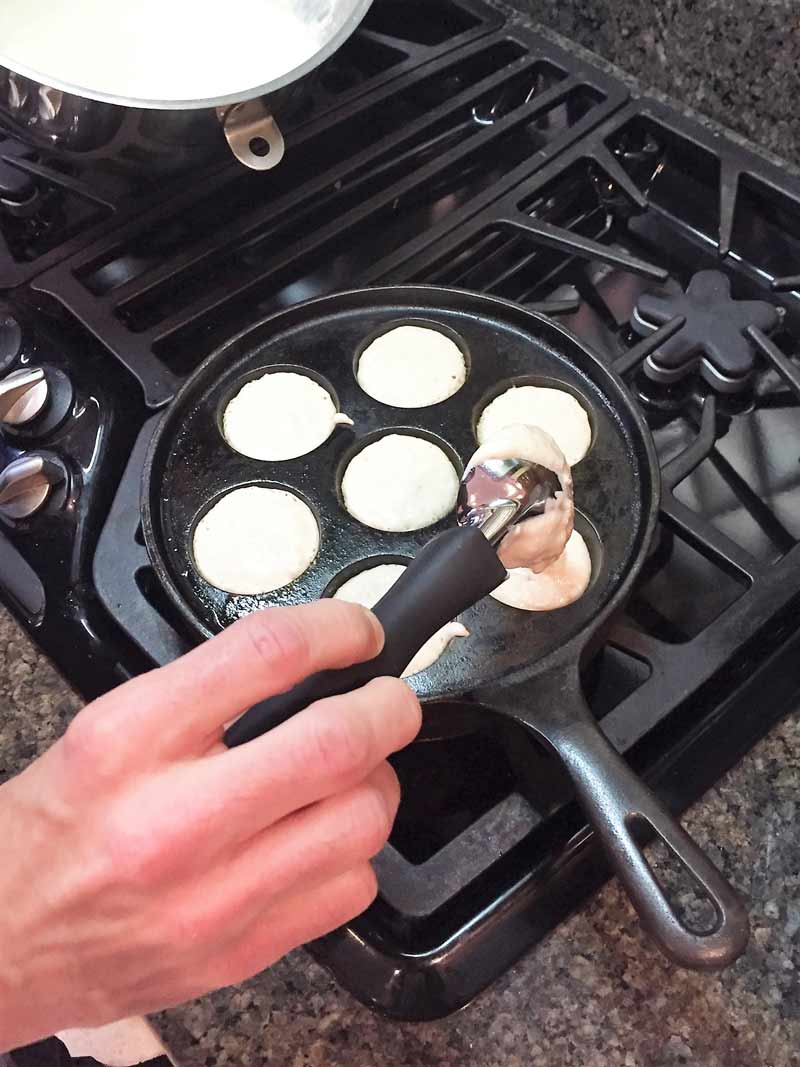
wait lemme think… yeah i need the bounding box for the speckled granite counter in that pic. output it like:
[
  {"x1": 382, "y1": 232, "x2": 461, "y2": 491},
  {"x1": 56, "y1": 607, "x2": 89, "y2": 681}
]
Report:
[
  {"x1": 2, "y1": 601, "x2": 799, "y2": 1066},
  {"x1": 507, "y1": 0, "x2": 800, "y2": 166},
  {"x1": 0, "y1": 611, "x2": 80, "y2": 781}
]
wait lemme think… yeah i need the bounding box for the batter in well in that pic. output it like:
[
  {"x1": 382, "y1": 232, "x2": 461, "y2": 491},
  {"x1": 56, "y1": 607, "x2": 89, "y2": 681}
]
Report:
[
  {"x1": 469, "y1": 424, "x2": 575, "y2": 573},
  {"x1": 491, "y1": 529, "x2": 592, "y2": 611},
  {"x1": 342, "y1": 434, "x2": 460, "y2": 532},
  {"x1": 357, "y1": 324, "x2": 467, "y2": 408},
  {"x1": 193, "y1": 486, "x2": 319, "y2": 596},
  {"x1": 466, "y1": 424, "x2": 592, "y2": 611},
  {"x1": 477, "y1": 384, "x2": 591, "y2": 466},
  {"x1": 223, "y1": 371, "x2": 352, "y2": 462}
]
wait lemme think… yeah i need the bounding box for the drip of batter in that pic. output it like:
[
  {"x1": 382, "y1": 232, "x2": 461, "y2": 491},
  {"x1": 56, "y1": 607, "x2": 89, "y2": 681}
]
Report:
[
  {"x1": 467, "y1": 424, "x2": 574, "y2": 572},
  {"x1": 491, "y1": 530, "x2": 592, "y2": 611}
]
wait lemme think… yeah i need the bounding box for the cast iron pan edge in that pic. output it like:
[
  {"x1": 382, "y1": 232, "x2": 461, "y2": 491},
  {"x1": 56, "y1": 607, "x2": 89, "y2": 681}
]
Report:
[{"x1": 141, "y1": 285, "x2": 658, "y2": 685}]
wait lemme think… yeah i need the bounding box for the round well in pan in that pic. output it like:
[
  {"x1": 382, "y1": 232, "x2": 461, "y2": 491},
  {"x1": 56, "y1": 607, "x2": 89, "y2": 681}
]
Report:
[
  {"x1": 191, "y1": 483, "x2": 320, "y2": 596},
  {"x1": 474, "y1": 375, "x2": 594, "y2": 466},
  {"x1": 339, "y1": 429, "x2": 461, "y2": 533},
  {"x1": 219, "y1": 365, "x2": 349, "y2": 462},
  {"x1": 354, "y1": 318, "x2": 469, "y2": 408}
]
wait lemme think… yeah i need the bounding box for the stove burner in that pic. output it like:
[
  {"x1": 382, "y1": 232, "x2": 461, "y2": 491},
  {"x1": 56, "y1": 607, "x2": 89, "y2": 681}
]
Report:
[{"x1": 632, "y1": 270, "x2": 781, "y2": 393}]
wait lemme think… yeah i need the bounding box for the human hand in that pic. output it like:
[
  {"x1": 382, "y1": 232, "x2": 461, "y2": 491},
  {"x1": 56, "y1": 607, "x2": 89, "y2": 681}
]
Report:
[{"x1": 0, "y1": 601, "x2": 420, "y2": 1050}]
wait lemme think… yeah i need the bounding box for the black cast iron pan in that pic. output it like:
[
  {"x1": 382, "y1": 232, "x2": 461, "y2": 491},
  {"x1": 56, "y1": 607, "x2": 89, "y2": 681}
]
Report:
[{"x1": 142, "y1": 286, "x2": 749, "y2": 970}]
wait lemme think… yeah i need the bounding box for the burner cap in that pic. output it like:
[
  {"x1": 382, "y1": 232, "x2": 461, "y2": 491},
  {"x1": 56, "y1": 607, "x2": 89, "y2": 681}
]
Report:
[{"x1": 632, "y1": 270, "x2": 780, "y2": 393}]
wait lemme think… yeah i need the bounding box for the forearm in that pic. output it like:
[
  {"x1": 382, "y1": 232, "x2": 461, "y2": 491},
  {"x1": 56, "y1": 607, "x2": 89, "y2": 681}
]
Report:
[
  {"x1": 0, "y1": 994, "x2": 49, "y2": 1054},
  {"x1": 0, "y1": 758, "x2": 98, "y2": 1051},
  {"x1": 0, "y1": 782, "x2": 48, "y2": 1049}
]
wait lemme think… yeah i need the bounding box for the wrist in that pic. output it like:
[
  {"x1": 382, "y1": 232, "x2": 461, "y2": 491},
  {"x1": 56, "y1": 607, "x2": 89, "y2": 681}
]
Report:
[
  {"x1": 0, "y1": 975, "x2": 42, "y2": 1053},
  {"x1": 0, "y1": 775, "x2": 67, "y2": 1052}
]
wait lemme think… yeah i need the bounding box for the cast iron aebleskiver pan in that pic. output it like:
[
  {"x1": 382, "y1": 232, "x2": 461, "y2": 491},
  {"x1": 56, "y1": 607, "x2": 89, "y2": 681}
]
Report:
[{"x1": 142, "y1": 286, "x2": 749, "y2": 970}]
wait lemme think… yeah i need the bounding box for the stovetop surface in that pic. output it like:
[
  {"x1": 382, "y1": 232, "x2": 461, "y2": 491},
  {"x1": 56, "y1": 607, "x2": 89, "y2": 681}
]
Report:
[{"x1": 2, "y1": 0, "x2": 800, "y2": 1022}]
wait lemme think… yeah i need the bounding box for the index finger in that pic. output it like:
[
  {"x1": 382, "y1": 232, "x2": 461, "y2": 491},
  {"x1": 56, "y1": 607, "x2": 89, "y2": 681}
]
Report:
[{"x1": 85, "y1": 600, "x2": 384, "y2": 759}]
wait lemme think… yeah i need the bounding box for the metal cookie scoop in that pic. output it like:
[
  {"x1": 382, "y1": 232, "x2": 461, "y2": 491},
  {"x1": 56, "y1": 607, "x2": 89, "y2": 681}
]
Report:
[{"x1": 457, "y1": 457, "x2": 563, "y2": 545}]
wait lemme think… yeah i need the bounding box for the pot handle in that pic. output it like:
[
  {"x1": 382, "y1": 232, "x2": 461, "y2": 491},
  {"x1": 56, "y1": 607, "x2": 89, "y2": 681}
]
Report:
[
  {"x1": 517, "y1": 666, "x2": 749, "y2": 970},
  {"x1": 218, "y1": 99, "x2": 285, "y2": 170}
]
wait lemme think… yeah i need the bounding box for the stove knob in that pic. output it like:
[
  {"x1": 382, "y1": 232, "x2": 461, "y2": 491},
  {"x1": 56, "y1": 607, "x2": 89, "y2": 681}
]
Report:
[
  {"x1": 0, "y1": 366, "x2": 49, "y2": 427},
  {"x1": 0, "y1": 453, "x2": 66, "y2": 521}
]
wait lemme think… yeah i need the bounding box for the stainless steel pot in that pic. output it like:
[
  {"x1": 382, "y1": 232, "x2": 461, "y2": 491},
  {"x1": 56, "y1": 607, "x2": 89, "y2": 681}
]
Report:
[{"x1": 0, "y1": 0, "x2": 373, "y2": 174}]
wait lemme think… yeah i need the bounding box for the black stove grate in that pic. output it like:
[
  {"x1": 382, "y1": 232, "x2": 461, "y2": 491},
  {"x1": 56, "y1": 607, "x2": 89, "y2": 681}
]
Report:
[
  {"x1": 0, "y1": 134, "x2": 122, "y2": 287},
  {"x1": 27, "y1": 19, "x2": 626, "y2": 406},
  {"x1": 2, "y1": 0, "x2": 800, "y2": 1024},
  {"x1": 0, "y1": 0, "x2": 502, "y2": 289}
]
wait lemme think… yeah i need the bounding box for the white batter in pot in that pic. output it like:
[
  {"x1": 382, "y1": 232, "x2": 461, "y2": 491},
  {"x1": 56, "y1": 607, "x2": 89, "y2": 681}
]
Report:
[
  {"x1": 223, "y1": 370, "x2": 352, "y2": 462},
  {"x1": 477, "y1": 384, "x2": 592, "y2": 466}
]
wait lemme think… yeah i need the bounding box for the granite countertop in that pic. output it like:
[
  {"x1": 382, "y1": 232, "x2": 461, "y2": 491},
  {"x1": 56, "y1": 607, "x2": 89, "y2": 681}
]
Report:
[
  {"x1": 2, "y1": 602, "x2": 799, "y2": 1066},
  {"x1": 510, "y1": 0, "x2": 800, "y2": 166}
]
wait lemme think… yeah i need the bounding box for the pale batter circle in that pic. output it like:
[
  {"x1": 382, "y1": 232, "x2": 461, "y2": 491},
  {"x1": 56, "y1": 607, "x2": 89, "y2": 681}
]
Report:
[
  {"x1": 356, "y1": 324, "x2": 467, "y2": 408},
  {"x1": 193, "y1": 486, "x2": 319, "y2": 596},
  {"x1": 223, "y1": 370, "x2": 352, "y2": 462},
  {"x1": 341, "y1": 433, "x2": 460, "y2": 532},
  {"x1": 477, "y1": 384, "x2": 591, "y2": 466}
]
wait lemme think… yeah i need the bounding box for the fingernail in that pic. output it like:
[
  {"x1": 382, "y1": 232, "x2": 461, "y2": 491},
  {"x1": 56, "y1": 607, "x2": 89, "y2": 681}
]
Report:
[
  {"x1": 365, "y1": 608, "x2": 385, "y2": 653},
  {"x1": 383, "y1": 782, "x2": 401, "y2": 823},
  {"x1": 377, "y1": 766, "x2": 401, "y2": 822}
]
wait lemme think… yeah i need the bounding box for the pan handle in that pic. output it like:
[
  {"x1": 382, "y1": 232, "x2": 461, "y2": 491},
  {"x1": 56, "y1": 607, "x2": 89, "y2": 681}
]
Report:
[{"x1": 517, "y1": 665, "x2": 749, "y2": 970}]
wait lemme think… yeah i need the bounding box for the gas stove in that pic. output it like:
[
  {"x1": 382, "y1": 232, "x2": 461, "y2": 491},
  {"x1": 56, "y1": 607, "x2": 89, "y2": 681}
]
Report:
[{"x1": 2, "y1": 0, "x2": 800, "y2": 1026}]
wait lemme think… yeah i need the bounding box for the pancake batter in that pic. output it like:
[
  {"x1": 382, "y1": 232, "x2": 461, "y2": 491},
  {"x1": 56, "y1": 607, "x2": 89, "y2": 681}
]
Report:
[
  {"x1": 467, "y1": 423, "x2": 592, "y2": 610},
  {"x1": 193, "y1": 486, "x2": 319, "y2": 595},
  {"x1": 357, "y1": 324, "x2": 467, "y2": 408},
  {"x1": 468, "y1": 424, "x2": 574, "y2": 573},
  {"x1": 491, "y1": 529, "x2": 592, "y2": 611},
  {"x1": 223, "y1": 371, "x2": 352, "y2": 462},
  {"x1": 477, "y1": 384, "x2": 591, "y2": 466},
  {"x1": 342, "y1": 434, "x2": 459, "y2": 532}
]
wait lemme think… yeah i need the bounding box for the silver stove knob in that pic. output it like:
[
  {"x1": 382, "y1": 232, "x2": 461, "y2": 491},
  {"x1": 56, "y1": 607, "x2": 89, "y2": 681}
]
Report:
[
  {"x1": 0, "y1": 453, "x2": 65, "y2": 521},
  {"x1": 0, "y1": 367, "x2": 48, "y2": 427}
]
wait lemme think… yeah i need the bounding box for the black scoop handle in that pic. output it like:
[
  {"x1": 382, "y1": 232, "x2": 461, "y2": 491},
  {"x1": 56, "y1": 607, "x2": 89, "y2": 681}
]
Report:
[{"x1": 224, "y1": 525, "x2": 507, "y2": 747}]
